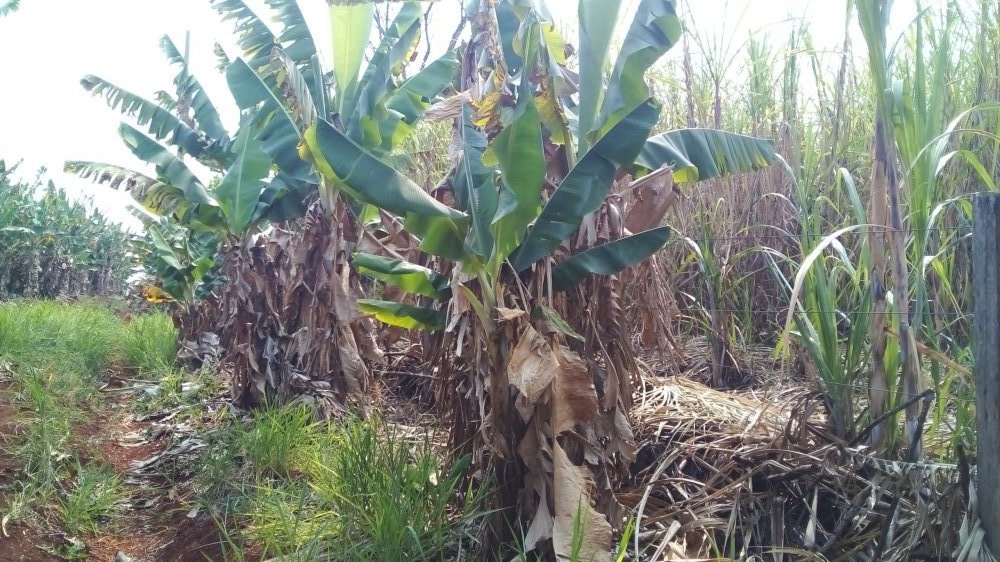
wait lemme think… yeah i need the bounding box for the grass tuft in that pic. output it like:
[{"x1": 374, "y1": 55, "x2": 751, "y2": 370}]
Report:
[
  {"x1": 59, "y1": 464, "x2": 123, "y2": 536},
  {"x1": 122, "y1": 312, "x2": 178, "y2": 378},
  {"x1": 200, "y1": 408, "x2": 490, "y2": 561}
]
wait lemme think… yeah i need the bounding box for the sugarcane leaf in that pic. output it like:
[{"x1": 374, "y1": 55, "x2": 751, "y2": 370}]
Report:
[
  {"x1": 510, "y1": 98, "x2": 660, "y2": 271},
  {"x1": 551, "y1": 227, "x2": 670, "y2": 291},
  {"x1": 636, "y1": 128, "x2": 777, "y2": 184},
  {"x1": 353, "y1": 253, "x2": 450, "y2": 299},
  {"x1": 356, "y1": 299, "x2": 445, "y2": 330}
]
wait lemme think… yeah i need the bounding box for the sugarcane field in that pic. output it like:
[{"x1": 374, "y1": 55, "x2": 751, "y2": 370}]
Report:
[{"x1": 0, "y1": 0, "x2": 998, "y2": 560}]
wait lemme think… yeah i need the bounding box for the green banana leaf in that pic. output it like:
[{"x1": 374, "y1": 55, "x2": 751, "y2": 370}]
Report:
[
  {"x1": 346, "y1": 2, "x2": 423, "y2": 148},
  {"x1": 82, "y1": 75, "x2": 209, "y2": 158},
  {"x1": 263, "y1": 0, "x2": 326, "y2": 111},
  {"x1": 305, "y1": 120, "x2": 469, "y2": 259},
  {"x1": 263, "y1": 0, "x2": 316, "y2": 63},
  {"x1": 160, "y1": 35, "x2": 230, "y2": 144},
  {"x1": 253, "y1": 172, "x2": 311, "y2": 223},
  {"x1": 510, "y1": 98, "x2": 661, "y2": 271},
  {"x1": 214, "y1": 42, "x2": 232, "y2": 71},
  {"x1": 0, "y1": 0, "x2": 21, "y2": 16},
  {"x1": 270, "y1": 47, "x2": 318, "y2": 128},
  {"x1": 377, "y1": 51, "x2": 461, "y2": 154},
  {"x1": 148, "y1": 226, "x2": 184, "y2": 270},
  {"x1": 551, "y1": 227, "x2": 670, "y2": 291},
  {"x1": 451, "y1": 106, "x2": 497, "y2": 260},
  {"x1": 636, "y1": 128, "x2": 777, "y2": 184},
  {"x1": 599, "y1": 0, "x2": 681, "y2": 134},
  {"x1": 215, "y1": 127, "x2": 270, "y2": 235},
  {"x1": 576, "y1": 0, "x2": 622, "y2": 154},
  {"x1": 356, "y1": 299, "x2": 445, "y2": 330},
  {"x1": 226, "y1": 58, "x2": 313, "y2": 181},
  {"x1": 65, "y1": 161, "x2": 163, "y2": 196},
  {"x1": 330, "y1": 1, "x2": 374, "y2": 110},
  {"x1": 210, "y1": 0, "x2": 276, "y2": 70},
  {"x1": 353, "y1": 253, "x2": 450, "y2": 299},
  {"x1": 488, "y1": 85, "x2": 545, "y2": 268},
  {"x1": 118, "y1": 123, "x2": 216, "y2": 208}
]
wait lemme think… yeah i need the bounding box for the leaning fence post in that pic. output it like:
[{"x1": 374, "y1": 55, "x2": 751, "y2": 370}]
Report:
[{"x1": 974, "y1": 192, "x2": 1000, "y2": 552}]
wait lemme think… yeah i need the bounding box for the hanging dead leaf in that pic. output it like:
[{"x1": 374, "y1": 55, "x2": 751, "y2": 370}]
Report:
[
  {"x1": 508, "y1": 325, "x2": 557, "y2": 422},
  {"x1": 624, "y1": 167, "x2": 678, "y2": 233},
  {"x1": 552, "y1": 444, "x2": 612, "y2": 561},
  {"x1": 551, "y1": 344, "x2": 599, "y2": 435},
  {"x1": 497, "y1": 307, "x2": 527, "y2": 322}
]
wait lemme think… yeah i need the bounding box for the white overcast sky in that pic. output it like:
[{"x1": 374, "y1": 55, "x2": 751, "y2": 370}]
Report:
[{"x1": 0, "y1": 0, "x2": 920, "y2": 229}]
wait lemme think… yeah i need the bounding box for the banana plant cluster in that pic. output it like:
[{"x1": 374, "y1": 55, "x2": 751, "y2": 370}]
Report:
[
  {"x1": 68, "y1": 0, "x2": 465, "y2": 408},
  {"x1": 0, "y1": 161, "x2": 133, "y2": 299},
  {"x1": 292, "y1": 0, "x2": 775, "y2": 556},
  {"x1": 68, "y1": 0, "x2": 775, "y2": 555},
  {"x1": 67, "y1": 0, "x2": 459, "y2": 302}
]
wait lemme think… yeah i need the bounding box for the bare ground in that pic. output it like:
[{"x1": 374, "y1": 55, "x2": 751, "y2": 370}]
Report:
[{"x1": 0, "y1": 379, "x2": 231, "y2": 562}]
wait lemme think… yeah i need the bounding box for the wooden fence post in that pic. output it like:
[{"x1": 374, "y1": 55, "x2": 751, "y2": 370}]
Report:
[{"x1": 974, "y1": 192, "x2": 1000, "y2": 552}]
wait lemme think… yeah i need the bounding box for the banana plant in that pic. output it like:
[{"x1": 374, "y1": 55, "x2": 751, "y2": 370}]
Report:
[
  {"x1": 0, "y1": 0, "x2": 21, "y2": 16},
  {"x1": 299, "y1": 0, "x2": 776, "y2": 557},
  {"x1": 0, "y1": 161, "x2": 133, "y2": 299}
]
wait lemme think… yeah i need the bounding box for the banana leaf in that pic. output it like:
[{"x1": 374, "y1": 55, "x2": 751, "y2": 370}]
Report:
[
  {"x1": 210, "y1": 0, "x2": 276, "y2": 70},
  {"x1": 82, "y1": 75, "x2": 209, "y2": 158},
  {"x1": 226, "y1": 58, "x2": 313, "y2": 181},
  {"x1": 306, "y1": 119, "x2": 469, "y2": 259},
  {"x1": 215, "y1": 126, "x2": 270, "y2": 234},
  {"x1": 636, "y1": 128, "x2": 777, "y2": 184},
  {"x1": 356, "y1": 299, "x2": 445, "y2": 330},
  {"x1": 510, "y1": 98, "x2": 660, "y2": 271},
  {"x1": 550, "y1": 227, "x2": 670, "y2": 291},
  {"x1": 160, "y1": 35, "x2": 230, "y2": 144},
  {"x1": 353, "y1": 253, "x2": 450, "y2": 299},
  {"x1": 598, "y1": 0, "x2": 681, "y2": 134},
  {"x1": 118, "y1": 124, "x2": 216, "y2": 209}
]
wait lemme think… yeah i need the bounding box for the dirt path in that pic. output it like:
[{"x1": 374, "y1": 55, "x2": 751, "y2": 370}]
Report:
[{"x1": 0, "y1": 380, "x2": 228, "y2": 562}]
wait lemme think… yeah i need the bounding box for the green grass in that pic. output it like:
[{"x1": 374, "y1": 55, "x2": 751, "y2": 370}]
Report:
[
  {"x1": 237, "y1": 404, "x2": 317, "y2": 479},
  {"x1": 0, "y1": 300, "x2": 125, "y2": 391},
  {"x1": 122, "y1": 312, "x2": 178, "y2": 378},
  {"x1": 0, "y1": 299, "x2": 181, "y2": 530},
  {"x1": 199, "y1": 406, "x2": 491, "y2": 561},
  {"x1": 59, "y1": 464, "x2": 123, "y2": 535}
]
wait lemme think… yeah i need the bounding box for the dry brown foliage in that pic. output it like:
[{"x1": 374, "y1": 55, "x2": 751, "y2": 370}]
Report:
[{"x1": 624, "y1": 376, "x2": 993, "y2": 561}]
